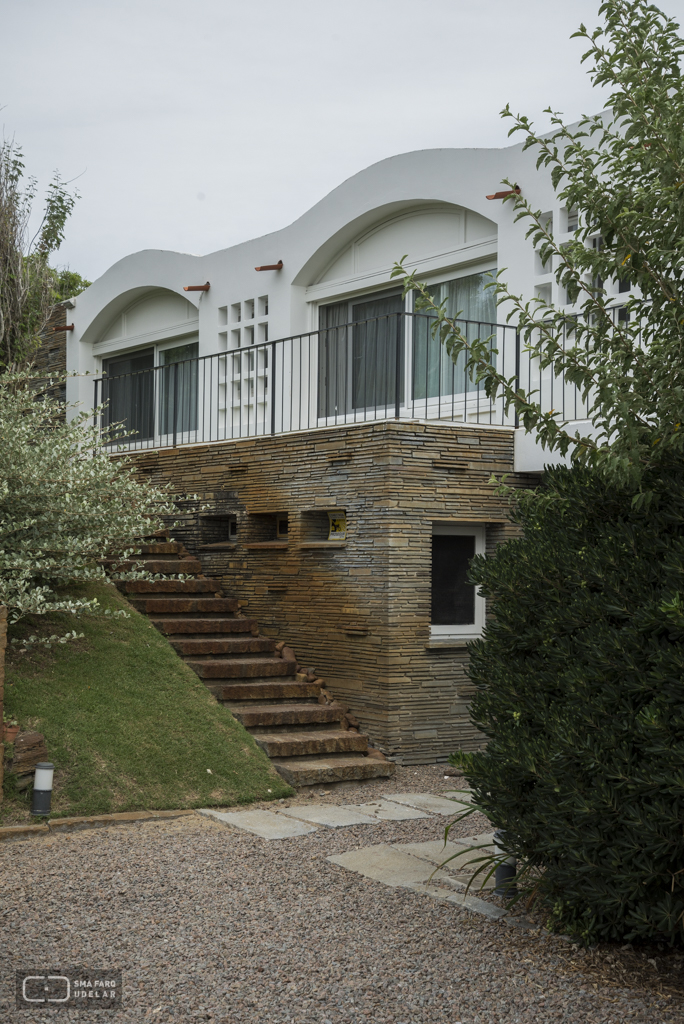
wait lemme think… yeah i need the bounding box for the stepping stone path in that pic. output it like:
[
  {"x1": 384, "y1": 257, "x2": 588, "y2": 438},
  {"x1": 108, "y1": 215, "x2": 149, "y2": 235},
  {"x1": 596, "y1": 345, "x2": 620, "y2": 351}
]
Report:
[
  {"x1": 112, "y1": 531, "x2": 395, "y2": 787},
  {"x1": 198, "y1": 790, "x2": 504, "y2": 921}
]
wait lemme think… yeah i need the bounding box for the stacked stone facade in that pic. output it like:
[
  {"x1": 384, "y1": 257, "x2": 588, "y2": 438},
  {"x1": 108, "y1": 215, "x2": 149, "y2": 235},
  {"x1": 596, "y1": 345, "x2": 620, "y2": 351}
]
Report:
[{"x1": 123, "y1": 421, "x2": 535, "y2": 764}]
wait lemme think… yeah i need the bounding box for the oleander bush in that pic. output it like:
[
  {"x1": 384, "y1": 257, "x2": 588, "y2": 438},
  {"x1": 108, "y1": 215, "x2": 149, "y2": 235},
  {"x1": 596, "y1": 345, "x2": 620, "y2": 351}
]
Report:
[{"x1": 454, "y1": 464, "x2": 684, "y2": 945}]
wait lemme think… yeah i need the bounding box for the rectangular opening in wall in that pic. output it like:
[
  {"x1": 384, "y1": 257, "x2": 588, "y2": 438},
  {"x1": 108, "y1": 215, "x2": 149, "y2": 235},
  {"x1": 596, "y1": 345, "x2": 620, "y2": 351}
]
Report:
[
  {"x1": 199, "y1": 514, "x2": 237, "y2": 548},
  {"x1": 566, "y1": 207, "x2": 578, "y2": 232},
  {"x1": 218, "y1": 306, "x2": 228, "y2": 326},
  {"x1": 300, "y1": 509, "x2": 347, "y2": 543},
  {"x1": 231, "y1": 303, "x2": 241, "y2": 323},
  {"x1": 244, "y1": 299, "x2": 255, "y2": 321},
  {"x1": 276, "y1": 514, "x2": 288, "y2": 539},
  {"x1": 245, "y1": 325, "x2": 254, "y2": 346},
  {"x1": 431, "y1": 523, "x2": 485, "y2": 637},
  {"x1": 258, "y1": 295, "x2": 269, "y2": 316},
  {"x1": 258, "y1": 321, "x2": 268, "y2": 343}
]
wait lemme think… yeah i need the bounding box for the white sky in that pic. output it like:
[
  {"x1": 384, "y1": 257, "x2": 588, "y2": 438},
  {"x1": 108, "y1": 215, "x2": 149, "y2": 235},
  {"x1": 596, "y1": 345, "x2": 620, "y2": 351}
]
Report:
[{"x1": 2, "y1": 0, "x2": 683, "y2": 281}]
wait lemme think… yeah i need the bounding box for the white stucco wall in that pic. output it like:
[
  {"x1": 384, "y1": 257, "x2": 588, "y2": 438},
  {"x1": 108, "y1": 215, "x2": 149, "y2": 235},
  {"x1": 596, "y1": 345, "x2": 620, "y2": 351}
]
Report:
[{"x1": 66, "y1": 136, "x2": 614, "y2": 469}]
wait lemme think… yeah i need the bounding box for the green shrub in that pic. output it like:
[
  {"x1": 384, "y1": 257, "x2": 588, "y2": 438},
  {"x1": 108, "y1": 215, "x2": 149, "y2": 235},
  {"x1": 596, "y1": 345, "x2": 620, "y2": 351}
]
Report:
[{"x1": 456, "y1": 465, "x2": 684, "y2": 945}]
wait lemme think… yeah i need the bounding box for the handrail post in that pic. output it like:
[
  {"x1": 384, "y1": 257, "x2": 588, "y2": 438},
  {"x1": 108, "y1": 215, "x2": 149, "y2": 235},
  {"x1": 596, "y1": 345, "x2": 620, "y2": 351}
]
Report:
[
  {"x1": 93, "y1": 378, "x2": 99, "y2": 431},
  {"x1": 172, "y1": 362, "x2": 178, "y2": 448},
  {"x1": 514, "y1": 329, "x2": 520, "y2": 429},
  {"x1": 270, "y1": 340, "x2": 277, "y2": 434},
  {"x1": 394, "y1": 312, "x2": 402, "y2": 419}
]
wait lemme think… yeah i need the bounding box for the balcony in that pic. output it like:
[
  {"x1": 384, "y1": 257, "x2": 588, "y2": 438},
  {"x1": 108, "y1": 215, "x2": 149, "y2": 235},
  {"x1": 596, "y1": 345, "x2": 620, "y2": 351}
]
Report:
[{"x1": 93, "y1": 310, "x2": 593, "y2": 451}]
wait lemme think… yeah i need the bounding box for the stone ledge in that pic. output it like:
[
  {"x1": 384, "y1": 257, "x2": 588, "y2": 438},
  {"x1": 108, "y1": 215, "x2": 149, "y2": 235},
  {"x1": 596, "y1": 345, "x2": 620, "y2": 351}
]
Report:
[
  {"x1": 425, "y1": 639, "x2": 472, "y2": 650},
  {"x1": 244, "y1": 542, "x2": 289, "y2": 550},
  {"x1": 0, "y1": 808, "x2": 196, "y2": 841},
  {"x1": 299, "y1": 542, "x2": 347, "y2": 549}
]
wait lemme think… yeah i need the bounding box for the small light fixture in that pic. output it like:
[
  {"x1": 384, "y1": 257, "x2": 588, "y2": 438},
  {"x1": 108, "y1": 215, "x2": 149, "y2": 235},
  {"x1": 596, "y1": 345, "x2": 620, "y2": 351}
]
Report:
[
  {"x1": 31, "y1": 762, "x2": 54, "y2": 817},
  {"x1": 493, "y1": 828, "x2": 517, "y2": 897}
]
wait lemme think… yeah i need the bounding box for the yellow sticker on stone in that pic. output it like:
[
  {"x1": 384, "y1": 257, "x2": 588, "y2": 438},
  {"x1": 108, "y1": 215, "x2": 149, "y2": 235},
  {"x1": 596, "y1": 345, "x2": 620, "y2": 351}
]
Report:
[{"x1": 327, "y1": 512, "x2": 347, "y2": 541}]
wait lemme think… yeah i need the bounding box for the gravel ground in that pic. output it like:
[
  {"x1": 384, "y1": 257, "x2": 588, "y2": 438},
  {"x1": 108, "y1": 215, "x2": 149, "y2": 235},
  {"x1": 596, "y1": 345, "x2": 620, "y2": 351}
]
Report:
[{"x1": 2, "y1": 768, "x2": 684, "y2": 1024}]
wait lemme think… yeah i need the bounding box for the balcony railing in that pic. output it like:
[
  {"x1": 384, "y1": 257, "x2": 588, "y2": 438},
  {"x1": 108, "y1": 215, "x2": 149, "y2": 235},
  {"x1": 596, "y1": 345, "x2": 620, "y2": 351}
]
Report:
[{"x1": 92, "y1": 310, "x2": 596, "y2": 451}]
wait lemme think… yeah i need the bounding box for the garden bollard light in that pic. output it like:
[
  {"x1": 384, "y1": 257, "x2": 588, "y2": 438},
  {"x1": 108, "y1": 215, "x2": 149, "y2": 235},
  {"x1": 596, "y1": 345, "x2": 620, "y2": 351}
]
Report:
[
  {"x1": 493, "y1": 829, "x2": 517, "y2": 897},
  {"x1": 31, "y1": 762, "x2": 54, "y2": 817}
]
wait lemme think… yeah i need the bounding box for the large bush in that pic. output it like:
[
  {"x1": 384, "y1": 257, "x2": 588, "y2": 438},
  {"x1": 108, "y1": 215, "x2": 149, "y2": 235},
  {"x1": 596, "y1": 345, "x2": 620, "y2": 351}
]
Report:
[
  {"x1": 458, "y1": 465, "x2": 684, "y2": 945},
  {"x1": 0, "y1": 370, "x2": 175, "y2": 635}
]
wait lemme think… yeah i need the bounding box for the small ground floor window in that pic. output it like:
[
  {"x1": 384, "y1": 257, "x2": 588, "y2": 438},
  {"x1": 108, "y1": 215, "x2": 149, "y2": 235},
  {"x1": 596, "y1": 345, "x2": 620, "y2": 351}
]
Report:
[{"x1": 431, "y1": 523, "x2": 485, "y2": 638}]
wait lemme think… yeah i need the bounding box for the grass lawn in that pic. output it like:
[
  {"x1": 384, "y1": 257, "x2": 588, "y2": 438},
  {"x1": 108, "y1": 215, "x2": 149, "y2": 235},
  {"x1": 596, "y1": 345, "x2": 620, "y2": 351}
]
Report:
[{"x1": 1, "y1": 581, "x2": 293, "y2": 822}]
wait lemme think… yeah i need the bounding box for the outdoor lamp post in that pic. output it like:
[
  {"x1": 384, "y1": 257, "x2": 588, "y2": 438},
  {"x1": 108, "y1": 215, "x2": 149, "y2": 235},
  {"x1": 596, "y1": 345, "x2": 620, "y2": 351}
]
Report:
[
  {"x1": 493, "y1": 829, "x2": 517, "y2": 898},
  {"x1": 31, "y1": 762, "x2": 54, "y2": 817}
]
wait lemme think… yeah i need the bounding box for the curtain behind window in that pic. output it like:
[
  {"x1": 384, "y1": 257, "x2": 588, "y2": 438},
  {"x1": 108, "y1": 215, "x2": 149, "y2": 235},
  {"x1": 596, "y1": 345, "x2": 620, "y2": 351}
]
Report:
[
  {"x1": 318, "y1": 302, "x2": 350, "y2": 418},
  {"x1": 160, "y1": 341, "x2": 199, "y2": 435},
  {"x1": 413, "y1": 271, "x2": 496, "y2": 401},
  {"x1": 102, "y1": 348, "x2": 155, "y2": 442},
  {"x1": 351, "y1": 293, "x2": 404, "y2": 410}
]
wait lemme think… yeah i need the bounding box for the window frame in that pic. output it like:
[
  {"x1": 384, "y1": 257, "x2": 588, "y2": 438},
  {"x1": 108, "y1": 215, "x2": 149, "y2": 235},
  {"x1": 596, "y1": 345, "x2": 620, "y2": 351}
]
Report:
[{"x1": 430, "y1": 522, "x2": 486, "y2": 638}]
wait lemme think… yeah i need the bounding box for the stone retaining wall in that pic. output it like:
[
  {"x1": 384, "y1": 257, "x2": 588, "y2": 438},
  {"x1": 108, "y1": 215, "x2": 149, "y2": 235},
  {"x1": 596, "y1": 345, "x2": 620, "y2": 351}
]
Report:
[{"x1": 122, "y1": 421, "x2": 536, "y2": 763}]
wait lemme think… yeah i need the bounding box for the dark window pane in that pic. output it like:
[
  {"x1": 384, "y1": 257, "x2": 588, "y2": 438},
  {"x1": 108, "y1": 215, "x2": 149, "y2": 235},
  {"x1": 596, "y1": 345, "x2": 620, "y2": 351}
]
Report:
[
  {"x1": 351, "y1": 293, "x2": 404, "y2": 410},
  {"x1": 160, "y1": 342, "x2": 199, "y2": 435},
  {"x1": 102, "y1": 348, "x2": 154, "y2": 442},
  {"x1": 431, "y1": 534, "x2": 476, "y2": 625}
]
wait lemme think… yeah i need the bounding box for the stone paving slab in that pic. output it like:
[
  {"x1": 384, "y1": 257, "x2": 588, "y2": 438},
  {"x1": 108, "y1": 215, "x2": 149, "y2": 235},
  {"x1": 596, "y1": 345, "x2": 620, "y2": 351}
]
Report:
[
  {"x1": 442, "y1": 790, "x2": 475, "y2": 805},
  {"x1": 197, "y1": 808, "x2": 317, "y2": 839},
  {"x1": 395, "y1": 839, "x2": 497, "y2": 889},
  {"x1": 327, "y1": 844, "x2": 452, "y2": 886},
  {"x1": 277, "y1": 804, "x2": 379, "y2": 828},
  {"x1": 404, "y1": 881, "x2": 507, "y2": 921},
  {"x1": 383, "y1": 792, "x2": 469, "y2": 816},
  {"x1": 351, "y1": 799, "x2": 430, "y2": 821},
  {"x1": 456, "y1": 830, "x2": 496, "y2": 849}
]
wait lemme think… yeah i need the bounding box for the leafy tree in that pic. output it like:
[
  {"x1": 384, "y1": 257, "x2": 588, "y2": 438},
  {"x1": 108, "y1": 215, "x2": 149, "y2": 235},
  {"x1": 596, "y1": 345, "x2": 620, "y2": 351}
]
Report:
[
  {"x1": 394, "y1": 0, "x2": 684, "y2": 499},
  {"x1": 50, "y1": 267, "x2": 91, "y2": 303},
  {"x1": 394, "y1": 0, "x2": 684, "y2": 944},
  {"x1": 0, "y1": 139, "x2": 78, "y2": 368},
  {"x1": 0, "y1": 369, "x2": 176, "y2": 640}
]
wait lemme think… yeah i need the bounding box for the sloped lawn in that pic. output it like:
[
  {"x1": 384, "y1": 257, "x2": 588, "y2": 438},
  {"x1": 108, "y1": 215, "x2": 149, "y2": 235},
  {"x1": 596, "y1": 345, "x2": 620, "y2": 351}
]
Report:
[{"x1": 1, "y1": 581, "x2": 292, "y2": 822}]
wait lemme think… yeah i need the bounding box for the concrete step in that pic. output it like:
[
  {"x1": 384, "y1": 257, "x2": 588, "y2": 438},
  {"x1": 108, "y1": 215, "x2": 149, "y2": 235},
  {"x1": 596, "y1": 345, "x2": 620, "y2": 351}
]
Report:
[
  {"x1": 129, "y1": 598, "x2": 240, "y2": 615},
  {"x1": 170, "y1": 637, "x2": 276, "y2": 656},
  {"x1": 208, "y1": 680, "x2": 321, "y2": 701},
  {"x1": 117, "y1": 579, "x2": 219, "y2": 595},
  {"x1": 274, "y1": 756, "x2": 395, "y2": 787},
  {"x1": 151, "y1": 617, "x2": 258, "y2": 636},
  {"x1": 232, "y1": 703, "x2": 343, "y2": 728},
  {"x1": 254, "y1": 729, "x2": 369, "y2": 758},
  {"x1": 186, "y1": 657, "x2": 296, "y2": 680}
]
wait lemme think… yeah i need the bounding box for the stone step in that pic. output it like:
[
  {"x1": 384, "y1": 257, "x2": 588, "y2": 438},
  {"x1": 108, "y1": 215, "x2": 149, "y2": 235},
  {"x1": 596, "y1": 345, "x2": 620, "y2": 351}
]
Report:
[
  {"x1": 105, "y1": 557, "x2": 203, "y2": 574},
  {"x1": 128, "y1": 598, "x2": 240, "y2": 615},
  {"x1": 151, "y1": 618, "x2": 258, "y2": 636},
  {"x1": 117, "y1": 579, "x2": 220, "y2": 595},
  {"x1": 232, "y1": 703, "x2": 343, "y2": 728},
  {"x1": 170, "y1": 637, "x2": 276, "y2": 656},
  {"x1": 185, "y1": 657, "x2": 296, "y2": 680},
  {"x1": 274, "y1": 756, "x2": 395, "y2": 787},
  {"x1": 208, "y1": 680, "x2": 321, "y2": 701},
  {"x1": 253, "y1": 729, "x2": 368, "y2": 758}
]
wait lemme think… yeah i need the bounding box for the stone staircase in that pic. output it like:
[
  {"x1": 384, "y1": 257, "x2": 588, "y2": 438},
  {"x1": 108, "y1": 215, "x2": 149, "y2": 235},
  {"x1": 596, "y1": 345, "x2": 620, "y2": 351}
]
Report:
[{"x1": 111, "y1": 534, "x2": 395, "y2": 788}]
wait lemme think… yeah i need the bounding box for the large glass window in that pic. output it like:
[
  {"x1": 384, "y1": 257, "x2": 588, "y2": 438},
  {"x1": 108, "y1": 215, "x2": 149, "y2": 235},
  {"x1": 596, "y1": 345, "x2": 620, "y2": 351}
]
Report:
[
  {"x1": 102, "y1": 348, "x2": 154, "y2": 442},
  {"x1": 413, "y1": 271, "x2": 496, "y2": 401},
  {"x1": 318, "y1": 290, "x2": 404, "y2": 415}
]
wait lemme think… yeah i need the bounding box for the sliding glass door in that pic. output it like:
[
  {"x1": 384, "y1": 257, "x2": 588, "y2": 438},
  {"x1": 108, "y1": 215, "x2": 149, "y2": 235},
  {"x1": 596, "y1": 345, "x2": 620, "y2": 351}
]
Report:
[
  {"x1": 102, "y1": 348, "x2": 155, "y2": 442},
  {"x1": 318, "y1": 290, "x2": 404, "y2": 416},
  {"x1": 412, "y1": 271, "x2": 496, "y2": 401}
]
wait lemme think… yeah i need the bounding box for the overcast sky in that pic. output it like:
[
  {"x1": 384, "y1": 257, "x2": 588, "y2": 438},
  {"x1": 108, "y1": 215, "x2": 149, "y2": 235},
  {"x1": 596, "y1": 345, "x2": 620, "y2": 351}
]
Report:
[{"x1": 3, "y1": 0, "x2": 683, "y2": 282}]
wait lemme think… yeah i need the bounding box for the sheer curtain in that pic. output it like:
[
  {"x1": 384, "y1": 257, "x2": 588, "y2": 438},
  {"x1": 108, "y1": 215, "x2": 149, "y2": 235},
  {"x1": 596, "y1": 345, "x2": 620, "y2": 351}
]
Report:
[
  {"x1": 351, "y1": 292, "x2": 404, "y2": 410},
  {"x1": 160, "y1": 341, "x2": 199, "y2": 435},
  {"x1": 412, "y1": 271, "x2": 497, "y2": 402},
  {"x1": 318, "y1": 302, "x2": 350, "y2": 418}
]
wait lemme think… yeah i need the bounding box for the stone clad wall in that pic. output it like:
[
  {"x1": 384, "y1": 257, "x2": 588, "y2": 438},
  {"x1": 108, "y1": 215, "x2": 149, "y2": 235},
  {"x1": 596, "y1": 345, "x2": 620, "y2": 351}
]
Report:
[{"x1": 124, "y1": 421, "x2": 535, "y2": 763}]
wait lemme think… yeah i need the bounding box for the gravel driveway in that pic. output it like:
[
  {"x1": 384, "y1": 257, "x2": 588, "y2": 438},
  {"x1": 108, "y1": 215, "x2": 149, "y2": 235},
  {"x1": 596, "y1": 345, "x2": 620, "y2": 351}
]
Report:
[{"x1": 1, "y1": 767, "x2": 683, "y2": 1023}]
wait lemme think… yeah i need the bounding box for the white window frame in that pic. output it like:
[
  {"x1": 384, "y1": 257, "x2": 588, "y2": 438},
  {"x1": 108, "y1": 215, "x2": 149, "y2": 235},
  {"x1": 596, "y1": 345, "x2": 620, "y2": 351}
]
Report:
[{"x1": 430, "y1": 522, "x2": 486, "y2": 639}]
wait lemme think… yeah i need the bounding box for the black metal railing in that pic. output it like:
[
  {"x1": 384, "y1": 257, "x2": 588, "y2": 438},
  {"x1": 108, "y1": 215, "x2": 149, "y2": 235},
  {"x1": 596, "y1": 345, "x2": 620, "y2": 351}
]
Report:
[{"x1": 92, "y1": 309, "x2": 618, "y2": 450}]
